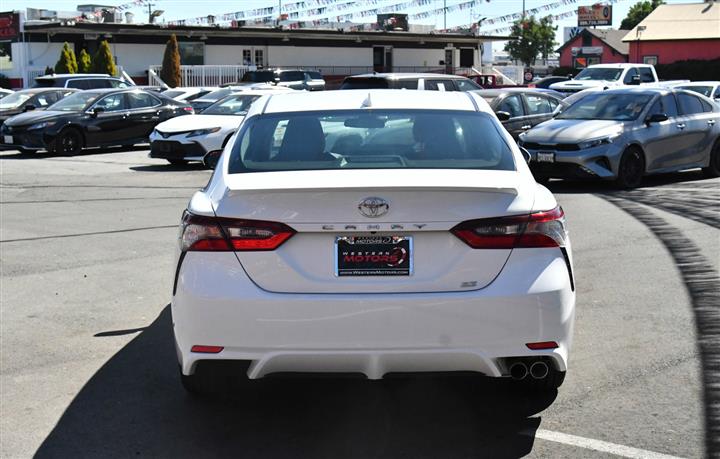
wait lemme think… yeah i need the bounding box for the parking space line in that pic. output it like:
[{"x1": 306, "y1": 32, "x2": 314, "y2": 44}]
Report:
[{"x1": 533, "y1": 429, "x2": 685, "y2": 459}]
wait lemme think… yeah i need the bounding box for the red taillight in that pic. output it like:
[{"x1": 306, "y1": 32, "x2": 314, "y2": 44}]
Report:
[
  {"x1": 191, "y1": 345, "x2": 224, "y2": 353},
  {"x1": 526, "y1": 341, "x2": 559, "y2": 350},
  {"x1": 182, "y1": 106, "x2": 194, "y2": 114},
  {"x1": 180, "y1": 211, "x2": 295, "y2": 252},
  {"x1": 451, "y1": 206, "x2": 567, "y2": 249}
]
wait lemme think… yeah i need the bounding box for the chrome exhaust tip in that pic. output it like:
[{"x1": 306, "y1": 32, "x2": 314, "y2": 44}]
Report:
[
  {"x1": 509, "y1": 362, "x2": 528, "y2": 380},
  {"x1": 530, "y1": 361, "x2": 549, "y2": 380}
]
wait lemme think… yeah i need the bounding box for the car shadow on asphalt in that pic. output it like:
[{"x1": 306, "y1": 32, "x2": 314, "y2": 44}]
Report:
[
  {"x1": 34, "y1": 306, "x2": 555, "y2": 459},
  {"x1": 0, "y1": 145, "x2": 148, "y2": 160},
  {"x1": 130, "y1": 163, "x2": 208, "y2": 172},
  {"x1": 543, "y1": 170, "x2": 710, "y2": 194}
]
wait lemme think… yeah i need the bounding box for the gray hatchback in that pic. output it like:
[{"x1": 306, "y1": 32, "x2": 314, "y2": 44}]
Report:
[{"x1": 519, "y1": 87, "x2": 720, "y2": 188}]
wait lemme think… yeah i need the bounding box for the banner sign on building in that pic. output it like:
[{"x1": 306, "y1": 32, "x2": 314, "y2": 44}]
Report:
[
  {"x1": 377, "y1": 13, "x2": 408, "y2": 31},
  {"x1": 564, "y1": 26, "x2": 585, "y2": 43},
  {"x1": 578, "y1": 4, "x2": 612, "y2": 26},
  {"x1": 0, "y1": 12, "x2": 20, "y2": 41}
]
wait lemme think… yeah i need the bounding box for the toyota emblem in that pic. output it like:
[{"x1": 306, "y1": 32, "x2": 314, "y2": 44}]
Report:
[{"x1": 358, "y1": 197, "x2": 389, "y2": 218}]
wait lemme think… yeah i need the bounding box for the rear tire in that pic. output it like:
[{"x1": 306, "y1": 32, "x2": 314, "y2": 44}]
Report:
[
  {"x1": 615, "y1": 147, "x2": 645, "y2": 189},
  {"x1": 167, "y1": 158, "x2": 189, "y2": 166},
  {"x1": 702, "y1": 140, "x2": 720, "y2": 178}
]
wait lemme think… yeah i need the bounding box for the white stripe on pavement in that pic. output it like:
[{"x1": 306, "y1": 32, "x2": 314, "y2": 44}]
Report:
[{"x1": 532, "y1": 429, "x2": 686, "y2": 459}]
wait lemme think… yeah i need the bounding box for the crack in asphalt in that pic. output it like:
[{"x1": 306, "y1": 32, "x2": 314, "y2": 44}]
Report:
[
  {"x1": 0, "y1": 225, "x2": 178, "y2": 243},
  {"x1": 602, "y1": 194, "x2": 720, "y2": 459}
]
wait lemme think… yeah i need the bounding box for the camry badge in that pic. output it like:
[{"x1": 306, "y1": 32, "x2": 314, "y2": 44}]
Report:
[{"x1": 358, "y1": 197, "x2": 389, "y2": 218}]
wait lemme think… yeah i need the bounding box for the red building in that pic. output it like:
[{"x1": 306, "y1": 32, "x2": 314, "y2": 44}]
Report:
[
  {"x1": 622, "y1": 1, "x2": 720, "y2": 65},
  {"x1": 557, "y1": 28, "x2": 629, "y2": 68}
]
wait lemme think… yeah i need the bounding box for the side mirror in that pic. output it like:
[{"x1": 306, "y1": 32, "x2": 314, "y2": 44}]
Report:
[
  {"x1": 91, "y1": 107, "x2": 105, "y2": 117},
  {"x1": 519, "y1": 147, "x2": 531, "y2": 164},
  {"x1": 645, "y1": 113, "x2": 668, "y2": 124},
  {"x1": 495, "y1": 111, "x2": 511, "y2": 122},
  {"x1": 629, "y1": 75, "x2": 641, "y2": 85},
  {"x1": 203, "y1": 150, "x2": 223, "y2": 170},
  {"x1": 23, "y1": 104, "x2": 36, "y2": 112}
]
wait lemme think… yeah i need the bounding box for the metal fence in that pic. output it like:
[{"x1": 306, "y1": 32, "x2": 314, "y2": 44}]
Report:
[{"x1": 148, "y1": 65, "x2": 253, "y2": 87}]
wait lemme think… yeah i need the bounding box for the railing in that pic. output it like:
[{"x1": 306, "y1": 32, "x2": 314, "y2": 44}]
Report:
[{"x1": 148, "y1": 65, "x2": 254, "y2": 87}]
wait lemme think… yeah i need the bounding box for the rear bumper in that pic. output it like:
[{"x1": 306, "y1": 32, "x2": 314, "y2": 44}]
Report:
[{"x1": 172, "y1": 247, "x2": 576, "y2": 379}]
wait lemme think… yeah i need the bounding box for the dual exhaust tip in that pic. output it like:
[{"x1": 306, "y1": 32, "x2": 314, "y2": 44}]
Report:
[{"x1": 510, "y1": 360, "x2": 549, "y2": 380}]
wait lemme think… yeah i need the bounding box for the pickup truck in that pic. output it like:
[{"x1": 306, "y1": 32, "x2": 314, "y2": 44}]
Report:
[{"x1": 549, "y1": 63, "x2": 659, "y2": 94}]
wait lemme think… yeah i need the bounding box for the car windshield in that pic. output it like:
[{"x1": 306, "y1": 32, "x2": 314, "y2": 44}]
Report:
[
  {"x1": 573, "y1": 68, "x2": 623, "y2": 81},
  {"x1": 203, "y1": 94, "x2": 261, "y2": 115},
  {"x1": 162, "y1": 90, "x2": 186, "y2": 98},
  {"x1": 48, "y1": 92, "x2": 100, "y2": 111},
  {"x1": 242, "y1": 71, "x2": 275, "y2": 83},
  {"x1": 557, "y1": 93, "x2": 652, "y2": 121},
  {"x1": 279, "y1": 71, "x2": 305, "y2": 82},
  {"x1": 228, "y1": 110, "x2": 515, "y2": 173},
  {"x1": 677, "y1": 86, "x2": 713, "y2": 97},
  {"x1": 0, "y1": 92, "x2": 32, "y2": 110},
  {"x1": 196, "y1": 88, "x2": 233, "y2": 102}
]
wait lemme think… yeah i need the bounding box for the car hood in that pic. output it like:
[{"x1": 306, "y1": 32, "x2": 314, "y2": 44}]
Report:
[
  {"x1": 523, "y1": 119, "x2": 626, "y2": 144},
  {"x1": 3, "y1": 110, "x2": 73, "y2": 127},
  {"x1": 155, "y1": 114, "x2": 243, "y2": 133},
  {"x1": 550, "y1": 80, "x2": 616, "y2": 91}
]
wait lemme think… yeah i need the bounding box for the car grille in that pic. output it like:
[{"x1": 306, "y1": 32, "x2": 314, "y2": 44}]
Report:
[
  {"x1": 530, "y1": 162, "x2": 597, "y2": 179},
  {"x1": 521, "y1": 142, "x2": 580, "y2": 151},
  {"x1": 150, "y1": 140, "x2": 206, "y2": 158}
]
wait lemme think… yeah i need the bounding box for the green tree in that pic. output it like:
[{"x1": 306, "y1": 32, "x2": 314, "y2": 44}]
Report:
[
  {"x1": 54, "y1": 42, "x2": 78, "y2": 74},
  {"x1": 91, "y1": 40, "x2": 117, "y2": 76},
  {"x1": 79, "y1": 48, "x2": 92, "y2": 73},
  {"x1": 620, "y1": 0, "x2": 663, "y2": 30},
  {"x1": 504, "y1": 16, "x2": 558, "y2": 67},
  {"x1": 44, "y1": 65, "x2": 55, "y2": 75},
  {"x1": 160, "y1": 34, "x2": 182, "y2": 88}
]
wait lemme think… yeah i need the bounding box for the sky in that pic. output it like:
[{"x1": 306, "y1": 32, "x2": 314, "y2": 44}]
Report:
[{"x1": 0, "y1": 0, "x2": 698, "y2": 52}]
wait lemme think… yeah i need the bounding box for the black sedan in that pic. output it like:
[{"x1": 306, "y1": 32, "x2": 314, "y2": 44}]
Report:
[
  {"x1": 472, "y1": 88, "x2": 567, "y2": 140},
  {"x1": 0, "y1": 88, "x2": 193, "y2": 154}
]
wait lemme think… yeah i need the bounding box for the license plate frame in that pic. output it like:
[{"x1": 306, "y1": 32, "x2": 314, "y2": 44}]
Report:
[
  {"x1": 3, "y1": 135, "x2": 12, "y2": 144},
  {"x1": 536, "y1": 151, "x2": 555, "y2": 163},
  {"x1": 335, "y1": 235, "x2": 413, "y2": 277}
]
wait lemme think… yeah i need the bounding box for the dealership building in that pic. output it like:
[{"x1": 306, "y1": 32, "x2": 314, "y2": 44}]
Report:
[
  {"x1": 557, "y1": 28, "x2": 628, "y2": 68},
  {"x1": 0, "y1": 7, "x2": 507, "y2": 88}
]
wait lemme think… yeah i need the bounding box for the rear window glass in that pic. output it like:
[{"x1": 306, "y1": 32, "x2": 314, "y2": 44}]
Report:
[
  {"x1": 163, "y1": 90, "x2": 185, "y2": 98},
  {"x1": 228, "y1": 110, "x2": 515, "y2": 173},
  {"x1": 307, "y1": 71, "x2": 323, "y2": 80},
  {"x1": 242, "y1": 71, "x2": 275, "y2": 83},
  {"x1": 279, "y1": 71, "x2": 305, "y2": 82},
  {"x1": 340, "y1": 78, "x2": 390, "y2": 89}
]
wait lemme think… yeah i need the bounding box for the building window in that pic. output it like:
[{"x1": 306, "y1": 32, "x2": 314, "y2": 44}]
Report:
[
  {"x1": 643, "y1": 55, "x2": 658, "y2": 65},
  {"x1": 242, "y1": 49, "x2": 252, "y2": 65},
  {"x1": 459, "y1": 48, "x2": 474, "y2": 68},
  {"x1": 582, "y1": 33, "x2": 592, "y2": 47},
  {"x1": 254, "y1": 49, "x2": 264, "y2": 67},
  {"x1": 178, "y1": 42, "x2": 204, "y2": 65},
  {"x1": 0, "y1": 42, "x2": 13, "y2": 71}
]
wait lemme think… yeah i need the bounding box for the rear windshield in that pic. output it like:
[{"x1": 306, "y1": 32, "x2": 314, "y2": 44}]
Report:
[
  {"x1": 279, "y1": 71, "x2": 305, "y2": 82},
  {"x1": 242, "y1": 71, "x2": 276, "y2": 83},
  {"x1": 677, "y1": 86, "x2": 713, "y2": 98},
  {"x1": 228, "y1": 110, "x2": 515, "y2": 173},
  {"x1": 162, "y1": 90, "x2": 185, "y2": 98},
  {"x1": 33, "y1": 78, "x2": 58, "y2": 88},
  {"x1": 340, "y1": 78, "x2": 390, "y2": 90}
]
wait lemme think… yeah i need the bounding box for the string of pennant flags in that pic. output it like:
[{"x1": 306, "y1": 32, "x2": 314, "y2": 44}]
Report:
[{"x1": 166, "y1": 0, "x2": 626, "y2": 32}]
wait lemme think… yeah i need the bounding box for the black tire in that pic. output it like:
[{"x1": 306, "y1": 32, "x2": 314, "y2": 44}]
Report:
[
  {"x1": 167, "y1": 158, "x2": 189, "y2": 166},
  {"x1": 50, "y1": 128, "x2": 83, "y2": 155},
  {"x1": 17, "y1": 147, "x2": 38, "y2": 155},
  {"x1": 615, "y1": 147, "x2": 645, "y2": 189},
  {"x1": 702, "y1": 140, "x2": 720, "y2": 178}
]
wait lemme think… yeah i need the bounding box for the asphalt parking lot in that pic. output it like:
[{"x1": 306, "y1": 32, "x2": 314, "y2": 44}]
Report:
[{"x1": 1, "y1": 147, "x2": 718, "y2": 459}]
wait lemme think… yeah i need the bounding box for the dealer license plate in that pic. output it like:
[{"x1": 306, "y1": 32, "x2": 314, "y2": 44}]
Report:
[
  {"x1": 3, "y1": 135, "x2": 12, "y2": 144},
  {"x1": 536, "y1": 151, "x2": 555, "y2": 162},
  {"x1": 335, "y1": 236, "x2": 412, "y2": 277}
]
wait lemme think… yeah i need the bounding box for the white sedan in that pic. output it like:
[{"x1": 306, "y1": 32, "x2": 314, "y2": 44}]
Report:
[
  {"x1": 149, "y1": 90, "x2": 288, "y2": 165},
  {"x1": 172, "y1": 90, "x2": 576, "y2": 394}
]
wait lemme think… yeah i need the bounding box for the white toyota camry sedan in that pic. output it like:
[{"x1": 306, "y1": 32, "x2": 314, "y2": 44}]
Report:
[{"x1": 172, "y1": 89, "x2": 576, "y2": 394}]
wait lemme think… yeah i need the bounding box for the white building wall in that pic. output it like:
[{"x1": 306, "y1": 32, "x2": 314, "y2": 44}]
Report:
[
  {"x1": 24, "y1": 41, "x2": 64, "y2": 72},
  {"x1": 205, "y1": 45, "x2": 247, "y2": 65},
  {"x1": 266, "y1": 46, "x2": 372, "y2": 67},
  {"x1": 392, "y1": 48, "x2": 445, "y2": 68},
  {"x1": 112, "y1": 43, "x2": 165, "y2": 76}
]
